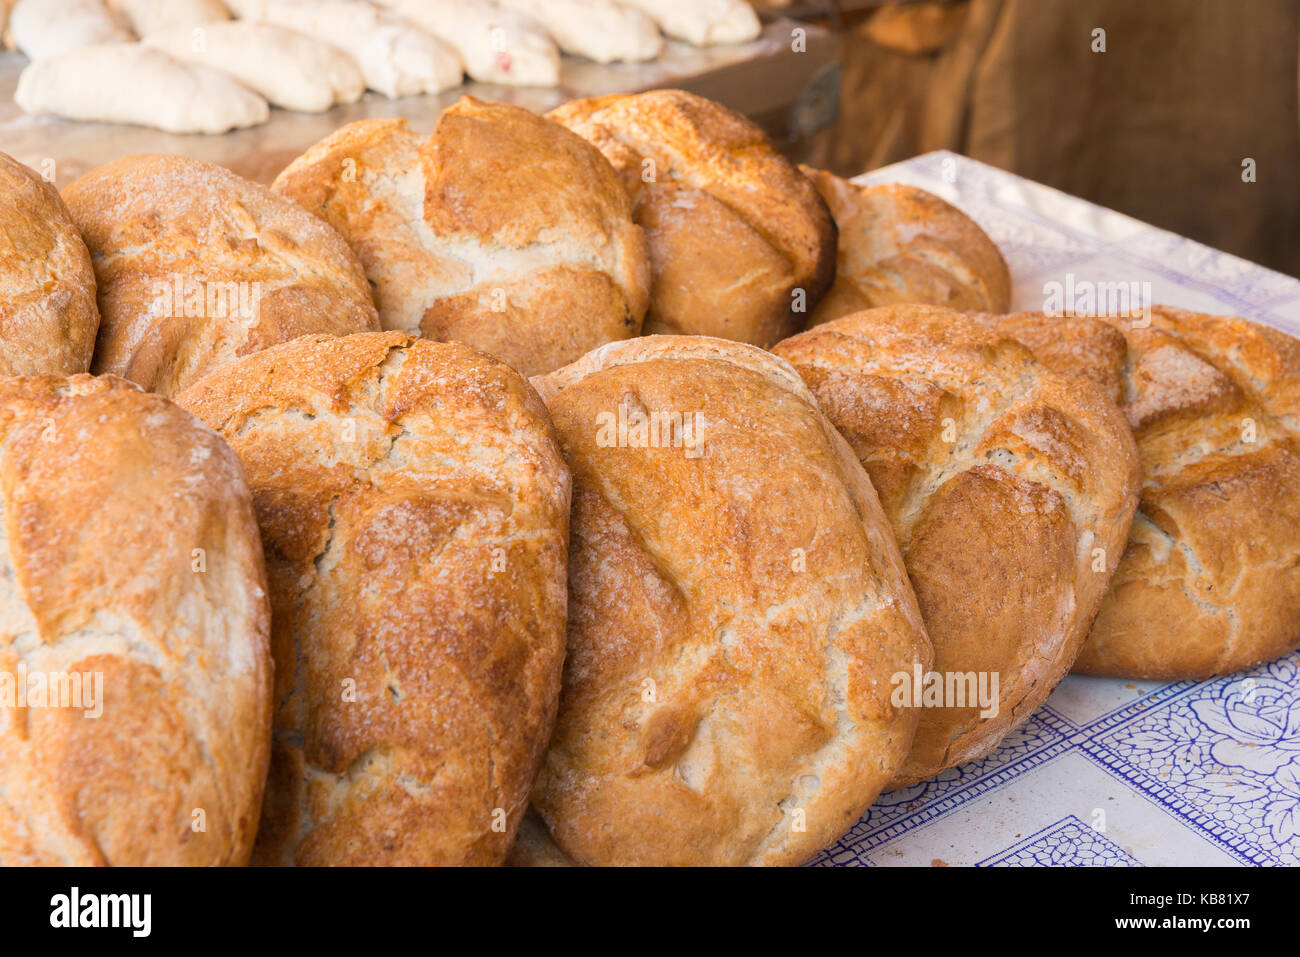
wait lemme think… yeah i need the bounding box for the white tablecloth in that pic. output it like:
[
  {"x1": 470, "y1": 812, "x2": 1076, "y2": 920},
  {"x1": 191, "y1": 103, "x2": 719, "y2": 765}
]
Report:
[{"x1": 809, "y1": 151, "x2": 1300, "y2": 867}]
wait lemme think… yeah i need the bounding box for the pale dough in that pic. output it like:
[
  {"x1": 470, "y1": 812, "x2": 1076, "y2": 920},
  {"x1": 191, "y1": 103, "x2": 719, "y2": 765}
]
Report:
[
  {"x1": 227, "y1": 0, "x2": 462, "y2": 98},
  {"x1": 143, "y1": 20, "x2": 364, "y2": 112},
  {"x1": 376, "y1": 0, "x2": 558, "y2": 87},
  {"x1": 106, "y1": 0, "x2": 229, "y2": 37},
  {"x1": 9, "y1": 0, "x2": 131, "y2": 60},
  {"x1": 618, "y1": 0, "x2": 761, "y2": 46},
  {"x1": 15, "y1": 42, "x2": 269, "y2": 133},
  {"x1": 496, "y1": 0, "x2": 661, "y2": 64}
]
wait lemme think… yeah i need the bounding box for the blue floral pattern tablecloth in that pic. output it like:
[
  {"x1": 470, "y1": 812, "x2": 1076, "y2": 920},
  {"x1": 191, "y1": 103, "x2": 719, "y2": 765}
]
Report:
[{"x1": 809, "y1": 152, "x2": 1300, "y2": 868}]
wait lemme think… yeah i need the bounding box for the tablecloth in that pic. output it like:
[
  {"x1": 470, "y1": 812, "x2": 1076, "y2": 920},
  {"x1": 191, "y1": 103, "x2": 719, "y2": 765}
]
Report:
[{"x1": 809, "y1": 151, "x2": 1300, "y2": 867}]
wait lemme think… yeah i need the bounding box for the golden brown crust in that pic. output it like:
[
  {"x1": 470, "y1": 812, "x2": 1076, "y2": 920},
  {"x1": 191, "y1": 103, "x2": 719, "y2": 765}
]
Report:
[
  {"x1": 802, "y1": 167, "x2": 1011, "y2": 326},
  {"x1": 61, "y1": 153, "x2": 379, "y2": 398},
  {"x1": 0, "y1": 152, "x2": 100, "y2": 375},
  {"x1": 271, "y1": 98, "x2": 651, "y2": 378},
  {"x1": 773, "y1": 306, "x2": 1140, "y2": 785},
  {"x1": 529, "y1": 335, "x2": 931, "y2": 865},
  {"x1": 1017, "y1": 307, "x2": 1300, "y2": 680},
  {"x1": 0, "y1": 374, "x2": 272, "y2": 865},
  {"x1": 176, "y1": 331, "x2": 571, "y2": 865},
  {"x1": 548, "y1": 90, "x2": 837, "y2": 348}
]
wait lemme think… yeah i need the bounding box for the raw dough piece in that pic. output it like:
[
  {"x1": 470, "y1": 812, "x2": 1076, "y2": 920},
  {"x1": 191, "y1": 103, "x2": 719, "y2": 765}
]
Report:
[
  {"x1": 144, "y1": 20, "x2": 364, "y2": 112},
  {"x1": 377, "y1": 0, "x2": 558, "y2": 86},
  {"x1": 497, "y1": 0, "x2": 661, "y2": 64},
  {"x1": 9, "y1": 0, "x2": 130, "y2": 60},
  {"x1": 228, "y1": 0, "x2": 461, "y2": 97},
  {"x1": 14, "y1": 43, "x2": 269, "y2": 134},
  {"x1": 618, "y1": 0, "x2": 760, "y2": 46}
]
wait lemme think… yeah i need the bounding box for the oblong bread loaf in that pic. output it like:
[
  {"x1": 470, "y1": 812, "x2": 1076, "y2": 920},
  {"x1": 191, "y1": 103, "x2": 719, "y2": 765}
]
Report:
[
  {"x1": 62, "y1": 153, "x2": 379, "y2": 398},
  {"x1": 0, "y1": 152, "x2": 99, "y2": 375},
  {"x1": 774, "y1": 306, "x2": 1140, "y2": 785},
  {"x1": 528, "y1": 334, "x2": 932, "y2": 865},
  {"x1": 176, "y1": 331, "x2": 571, "y2": 865},
  {"x1": 0, "y1": 374, "x2": 272, "y2": 865},
  {"x1": 272, "y1": 97, "x2": 651, "y2": 379},
  {"x1": 548, "y1": 90, "x2": 837, "y2": 348},
  {"x1": 979, "y1": 308, "x2": 1300, "y2": 679}
]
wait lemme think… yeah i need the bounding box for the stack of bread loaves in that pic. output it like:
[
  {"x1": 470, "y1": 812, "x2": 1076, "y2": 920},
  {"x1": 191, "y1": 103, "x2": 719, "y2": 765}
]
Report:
[{"x1": 1, "y1": 80, "x2": 1297, "y2": 867}]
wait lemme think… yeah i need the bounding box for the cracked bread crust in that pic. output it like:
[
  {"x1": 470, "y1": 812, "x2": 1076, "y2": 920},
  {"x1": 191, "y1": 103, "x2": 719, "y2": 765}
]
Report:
[
  {"x1": 801, "y1": 167, "x2": 1011, "y2": 325},
  {"x1": 0, "y1": 152, "x2": 99, "y2": 375},
  {"x1": 1012, "y1": 307, "x2": 1300, "y2": 680},
  {"x1": 529, "y1": 335, "x2": 931, "y2": 865},
  {"x1": 0, "y1": 374, "x2": 272, "y2": 865},
  {"x1": 548, "y1": 90, "x2": 837, "y2": 349},
  {"x1": 62, "y1": 153, "x2": 379, "y2": 399},
  {"x1": 271, "y1": 97, "x2": 652, "y2": 378},
  {"x1": 773, "y1": 307, "x2": 1140, "y2": 785},
  {"x1": 176, "y1": 331, "x2": 571, "y2": 865}
]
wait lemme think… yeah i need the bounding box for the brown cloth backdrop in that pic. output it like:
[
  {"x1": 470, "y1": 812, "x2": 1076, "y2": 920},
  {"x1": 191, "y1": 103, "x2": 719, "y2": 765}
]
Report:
[{"x1": 809, "y1": 0, "x2": 1300, "y2": 278}]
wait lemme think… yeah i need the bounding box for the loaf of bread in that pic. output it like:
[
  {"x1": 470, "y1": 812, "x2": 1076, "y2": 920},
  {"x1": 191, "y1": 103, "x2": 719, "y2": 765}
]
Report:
[
  {"x1": 985, "y1": 308, "x2": 1300, "y2": 680},
  {"x1": 773, "y1": 306, "x2": 1140, "y2": 785},
  {"x1": 0, "y1": 375, "x2": 271, "y2": 865},
  {"x1": 549, "y1": 91, "x2": 836, "y2": 348},
  {"x1": 528, "y1": 335, "x2": 931, "y2": 865},
  {"x1": 176, "y1": 331, "x2": 571, "y2": 866},
  {"x1": 801, "y1": 167, "x2": 1011, "y2": 326},
  {"x1": 62, "y1": 154, "x2": 379, "y2": 398},
  {"x1": 0, "y1": 152, "x2": 99, "y2": 375},
  {"x1": 272, "y1": 98, "x2": 651, "y2": 378}
]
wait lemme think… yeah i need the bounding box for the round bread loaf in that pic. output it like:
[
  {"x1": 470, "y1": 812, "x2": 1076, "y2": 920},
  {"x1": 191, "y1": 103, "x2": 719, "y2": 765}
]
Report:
[
  {"x1": 271, "y1": 97, "x2": 651, "y2": 378},
  {"x1": 0, "y1": 375, "x2": 272, "y2": 866},
  {"x1": 990, "y1": 307, "x2": 1300, "y2": 680},
  {"x1": 528, "y1": 335, "x2": 931, "y2": 865},
  {"x1": 801, "y1": 167, "x2": 1010, "y2": 326},
  {"x1": 0, "y1": 152, "x2": 99, "y2": 375},
  {"x1": 773, "y1": 306, "x2": 1140, "y2": 785},
  {"x1": 61, "y1": 154, "x2": 379, "y2": 398},
  {"x1": 548, "y1": 90, "x2": 837, "y2": 348},
  {"x1": 176, "y1": 331, "x2": 571, "y2": 866}
]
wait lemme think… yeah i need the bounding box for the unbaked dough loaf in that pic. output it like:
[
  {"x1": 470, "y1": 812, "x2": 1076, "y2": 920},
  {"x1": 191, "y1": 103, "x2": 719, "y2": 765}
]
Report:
[
  {"x1": 549, "y1": 90, "x2": 836, "y2": 348},
  {"x1": 376, "y1": 0, "x2": 558, "y2": 86},
  {"x1": 272, "y1": 97, "x2": 650, "y2": 378},
  {"x1": 14, "y1": 43, "x2": 269, "y2": 134},
  {"x1": 528, "y1": 335, "x2": 932, "y2": 865},
  {"x1": 9, "y1": 0, "x2": 130, "y2": 60},
  {"x1": 618, "y1": 0, "x2": 760, "y2": 46},
  {"x1": 773, "y1": 306, "x2": 1140, "y2": 785},
  {"x1": 0, "y1": 374, "x2": 271, "y2": 866},
  {"x1": 226, "y1": 0, "x2": 462, "y2": 98},
  {"x1": 0, "y1": 152, "x2": 99, "y2": 375},
  {"x1": 497, "y1": 0, "x2": 662, "y2": 64},
  {"x1": 802, "y1": 166, "x2": 1011, "y2": 325},
  {"x1": 62, "y1": 153, "x2": 379, "y2": 397},
  {"x1": 176, "y1": 331, "x2": 571, "y2": 866},
  {"x1": 106, "y1": 0, "x2": 228, "y2": 36},
  {"x1": 144, "y1": 20, "x2": 364, "y2": 112}
]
